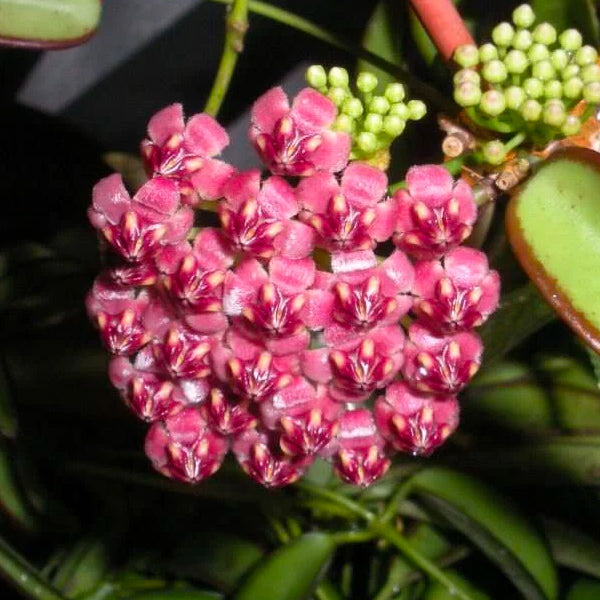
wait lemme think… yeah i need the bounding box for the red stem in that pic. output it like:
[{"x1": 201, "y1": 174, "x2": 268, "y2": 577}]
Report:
[{"x1": 409, "y1": 0, "x2": 474, "y2": 62}]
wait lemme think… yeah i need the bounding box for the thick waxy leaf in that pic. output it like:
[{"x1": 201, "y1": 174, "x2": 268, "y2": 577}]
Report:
[
  {"x1": 506, "y1": 148, "x2": 600, "y2": 355},
  {"x1": 0, "y1": 0, "x2": 101, "y2": 49},
  {"x1": 567, "y1": 579, "x2": 600, "y2": 600},
  {"x1": 530, "y1": 0, "x2": 599, "y2": 45},
  {"x1": 231, "y1": 533, "x2": 335, "y2": 600},
  {"x1": 411, "y1": 468, "x2": 558, "y2": 600}
]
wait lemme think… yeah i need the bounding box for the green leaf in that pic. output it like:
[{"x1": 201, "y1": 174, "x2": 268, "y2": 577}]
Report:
[
  {"x1": 530, "y1": 0, "x2": 599, "y2": 45},
  {"x1": 479, "y1": 282, "x2": 556, "y2": 368},
  {"x1": 411, "y1": 467, "x2": 558, "y2": 600},
  {"x1": 566, "y1": 579, "x2": 600, "y2": 600},
  {"x1": 358, "y1": 0, "x2": 404, "y2": 87},
  {"x1": 422, "y1": 570, "x2": 491, "y2": 600},
  {"x1": 230, "y1": 533, "x2": 335, "y2": 600},
  {"x1": 506, "y1": 149, "x2": 600, "y2": 355},
  {"x1": 0, "y1": 354, "x2": 17, "y2": 439},
  {"x1": 127, "y1": 589, "x2": 221, "y2": 600},
  {"x1": 0, "y1": 0, "x2": 101, "y2": 49},
  {"x1": 541, "y1": 517, "x2": 600, "y2": 579}
]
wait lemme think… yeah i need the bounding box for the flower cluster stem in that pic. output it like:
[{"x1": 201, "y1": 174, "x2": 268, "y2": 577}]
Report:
[
  {"x1": 0, "y1": 535, "x2": 66, "y2": 600},
  {"x1": 206, "y1": 0, "x2": 454, "y2": 112},
  {"x1": 204, "y1": 0, "x2": 249, "y2": 117}
]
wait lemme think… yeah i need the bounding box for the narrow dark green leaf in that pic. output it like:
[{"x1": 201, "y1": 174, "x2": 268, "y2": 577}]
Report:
[
  {"x1": 358, "y1": 0, "x2": 404, "y2": 87},
  {"x1": 411, "y1": 468, "x2": 558, "y2": 600},
  {"x1": 530, "y1": 0, "x2": 599, "y2": 45},
  {"x1": 0, "y1": 354, "x2": 17, "y2": 439},
  {"x1": 479, "y1": 282, "x2": 556, "y2": 368},
  {"x1": 566, "y1": 579, "x2": 600, "y2": 600},
  {"x1": 231, "y1": 533, "x2": 335, "y2": 600},
  {"x1": 585, "y1": 346, "x2": 600, "y2": 389},
  {"x1": 422, "y1": 570, "x2": 491, "y2": 600},
  {"x1": 541, "y1": 517, "x2": 600, "y2": 579}
]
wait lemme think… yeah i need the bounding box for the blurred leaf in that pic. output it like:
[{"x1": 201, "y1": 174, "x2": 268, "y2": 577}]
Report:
[
  {"x1": 103, "y1": 153, "x2": 147, "y2": 192},
  {"x1": 0, "y1": 0, "x2": 101, "y2": 49},
  {"x1": 0, "y1": 440, "x2": 38, "y2": 532},
  {"x1": 566, "y1": 579, "x2": 600, "y2": 600},
  {"x1": 358, "y1": 0, "x2": 404, "y2": 87},
  {"x1": 530, "y1": 0, "x2": 599, "y2": 45},
  {"x1": 479, "y1": 282, "x2": 556, "y2": 368},
  {"x1": 541, "y1": 517, "x2": 600, "y2": 579},
  {"x1": 163, "y1": 530, "x2": 263, "y2": 593},
  {"x1": 127, "y1": 589, "x2": 221, "y2": 600},
  {"x1": 585, "y1": 346, "x2": 600, "y2": 388},
  {"x1": 422, "y1": 570, "x2": 490, "y2": 600},
  {"x1": 230, "y1": 532, "x2": 335, "y2": 600},
  {"x1": 411, "y1": 468, "x2": 558, "y2": 600},
  {"x1": 52, "y1": 538, "x2": 110, "y2": 598},
  {"x1": 0, "y1": 354, "x2": 17, "y2": 439}
]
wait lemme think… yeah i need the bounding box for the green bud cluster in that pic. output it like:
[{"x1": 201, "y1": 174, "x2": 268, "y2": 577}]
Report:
[
  {"x1": 305, "y1": 65, "x2": 427, "y2": 160},
  {"x1": 452, "y1": 3, "x2": 599, "y2": 150}
]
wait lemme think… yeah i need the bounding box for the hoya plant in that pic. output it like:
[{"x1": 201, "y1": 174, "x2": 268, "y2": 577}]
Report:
[{"x1": 2, "y1": 0, "x2": 600, "y2": 599}]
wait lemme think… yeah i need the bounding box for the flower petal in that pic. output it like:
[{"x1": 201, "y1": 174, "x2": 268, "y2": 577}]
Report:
[
  {"x1": 406, "y1": 164, "x2": 453, "y2": 206},
  {"x1": 341, "y1": 162, "x2": 388, "y2": 208},
  {"x1": 291, "y1": 88, "x2": 337, "y2": 132},
  {"x1": 184, "y1": 113, "x2": 229, "y2": 157},
  {"x1": 147, "y1": 103, "x2": 185, "y2": 146},
  {"x1": 251, "y1": 86, "x2": 290, "y2": 134}
]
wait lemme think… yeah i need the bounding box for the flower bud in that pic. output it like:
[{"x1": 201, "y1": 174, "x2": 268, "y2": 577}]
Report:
[
  {"x1": 505, "y1": 85, "x2": 526, "y2": 110},
  {"x1": 523, "y1": 77, "x2": 544, "y2": 98},
  {"x1": 543, "y1": 99, "x2": 566, "y2": 127},
  {"x1": 369, "y1": 95, "x2": 391, "y2": 114},
  {"x1": 550, "y1": 49, "x2": 569, "y2": 71},
  {"x1": 512, "y1": 4, "x2": 536, "y2": 29},
  {"x1": 581, "y1": 64, "x2": 600, "y2": 84},
  {"x1": 562, "y1": 114, "x2": 582, "y2": 136},
  {"x1": 532, "y1": 59, "x2": 556, "y2": 82},
  {"x1": 357, "y1": 71, "x2": 378, "y2": 93},
  {"x1": 385, "y1": 82, "x2": 406, "y2": 103},
  {"x1": 482, "y1": 140, "x2": 506, "y2": 165},
  {"x1": 479, "y1": 43, "x2": 498, "y2": 62},
  {"x1": 483, "y1": 59, "x2": 508, "y2": 82},
  {"x1": 559, "y1": 28, "x2": 583, "y2": 51},
  {"x1": 389, "y1": 102, "x2": 410, "y2": 119},
  {"x1": 334, "y1": 114, "x2": 354, "y2": 133},
  {"x1": 532, "y1": 22, "x2": 557, "y2": 45},
  {"x1": 454, "y1": 82, "x2": 482, "y2": 107},
  {"x1": 504, "y1": 49, "x2": 529, "y2": 74},
  {"x1": 328, "y1": 86, "x2": 347, "y2": 106},
  {"x1": 492, "y1": 22, "x2": 515, "y2": 46},
  {"x1": 328, "y1": 66, "x2": 349, "y2": 88},
  {"x1": 575, "y1": 45, "x2": 599, "y2": 66},
  {"x1": 357, "y1": 131, "x2": 378, "y2": 153},
  {"x1": 454, "y1": 44, "x2": 479, "y2": 67},
  {"x1": 512, "y1": 29, "x2": 534, "y2": 51},
  {"x1": 342, "y1": 97, "x2": 363, "y2": 118},
  {"x1": 528, "y1": 43, "x2": 550, "y2": 63},
  {"x1": 364, "y1": 113, "x2": 383, "y2": 134},
  {"x1": 584, "y1": 82, "x2": 600, "y2": 103},
  {"x1": 454, "y1": 68, "x2": 481, "y2": 86},
  {"x1": 562, "y1": 64, "x2": 581, "y2": 81},
  {"x1": 563, "y1": 76, "x2": 584, "y2": 99},
  {"x1": 520, "y1": 98, "x2": 542, "y2": 121},
  {"x1": 408, "y1": 99, "x2": 427, "y2": 120},
  {"x1": 383, "y1": 115, "x2": 406, "y2": 136},
  {"x1": 544, "y1": 80, "x2": 562, "y2": 99},
  {"x1": 306, "y1": 65, "x2": 327, "y2": 89}
]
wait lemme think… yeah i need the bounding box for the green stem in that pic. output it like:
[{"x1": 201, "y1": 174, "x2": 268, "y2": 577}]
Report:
[
  {"x1": 369, "y1": 522, "x2": 476, "y2": 600},
  {"x1": 204, "y1": 0, "x2": 249, "y2": 117},
  {"x1": 330, "y1": 529, "x2": 376, "y2": 545},
  {"x1": 380, "y1": 478, "x2": 415, "y2": 525},
  {"x1": 207, "y1": 0, "x2": 455, "y2": 112},
  {"x1": 294, "y1": 481, "x2": 373, "y2": 522},
  {"x1": 0, "y1": 535, "x2": 66, "y2": 600},
  {"x1": 504, "y1": 131, "x2": 526, "y2": 153}
]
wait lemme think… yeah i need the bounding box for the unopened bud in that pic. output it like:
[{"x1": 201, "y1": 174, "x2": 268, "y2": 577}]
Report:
[
  {"x1": 454, "y1": 44, "x2": 479, "y2": 68},
  {"x1": 544, "y1": 80, "x2": 562, "y2": 99},
  {"x1": 483, "y1": 59, "x2": 508, "y2": 83},
  {"x1": 385, "y1": 82, "x2": 406, "y2": 103},
  {"x1": 512, "y1": 4, "x2": 536, "y2": 28},
  {"x1": 369, "y1": 95, "x2": 390, "y2": 115},
  {"x1": 328, "y1": 67, "x2": 349, "y2": 88},
  {"x1": 306, "y1": 65, "x2": 327, "y2": 89},
  {"x1": 504, "y1": 50, "x2": 529, "y2": 74},
  {"x1": 533, "y1": 22, "x2": 557, "y2": 45},
  {"x1": 383, "y1": 115, "x2": 406, "y2": 136},
  {"x1": 482, "y1": 140, "x2": 506, "y2": 165},
  {"x1": 357, "y1": 131, "x2": 378, "y2": 153},
  {"x1": 334, "y1": 114, "x2": 354, "y2": 133},
  {"x1": 454, "y1": 68, "x2": 480, "y2": 86},
  {"x1": 582, "y1": 64, "x2": 600, "y2": 84},
  {"x1": 559, "y1": 28, "x2": 583, "y2": 51},
  {"x1": 389, "y1": 102, "x2": 410, "y2": 119},
  {"x1": 479, "y1": 43, "x2": 498, "y2": 63},
  {"x1": 532, "y1": 59, "x2": 555, "y2": 82},
  {"x1": 562, "y1": 64, "x2": 580, "y2": 81},
  {"x1": 408, "y1": 99, "x2": 427, "y2": 120},
  {"x1": 505, "y1": 86, "x2": 526, "y2": 110},
  {"x1": 584, "y1": 82, "x2": 600, "y2": 103},
  {"x1": 342, "y1": 97, "x2": 363, "y2": 118},
  {"x1": 523, "y1": 77, "x2": 544, "y2": 98},
  {"x1": 543, "y1": 99, "x2": 566, "y2": 127},
  {"x1": 512, "y1": 29, "x2": 534, "y2": 51},
  {"x1": 562, "y1": 114, "x2": 582, "y2": 136},
  {"x1": 520, "y1": 98, "x2": 542, "y2": 121},
  {"x1": 454, "y1": 82, "x2": 481, "y2": 107},
  {"x1": 550, "y1": 49, "x2": 569, "y2": 71},
  {"x1": 576, "y1": 45, "x2": 599, "y2": 67},
  {"x1": 528, "y1": 43, "x2": 550, "y2": 63},
  {"x1": 492, "y1": 22, "x2": 515, "y2": 46},
  {"x1": 364, "y1": 113, "x2": 383, "y2": 134},
  {"x1": 328, "y1": 87, "x2": 347, "y2": 106},
  {"x1": 563, "y1": 77, "x2": 584, "y2": 99},
  {"x1": 480, "y1": 90, "x2": 506, "y2": 116},
  {"x1": 357, "y1": 72, "x2": 378, "y2": 93}
]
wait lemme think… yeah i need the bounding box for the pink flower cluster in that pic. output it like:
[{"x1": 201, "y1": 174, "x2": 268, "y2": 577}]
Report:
[{"x1": 87, "y1": 86, "x2": 500, "y2": 488}]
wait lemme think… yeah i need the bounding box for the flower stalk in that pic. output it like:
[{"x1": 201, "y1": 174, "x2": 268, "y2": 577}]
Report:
[{"x1": 204, "y1": 0, "x2": 249, "y2": 117}]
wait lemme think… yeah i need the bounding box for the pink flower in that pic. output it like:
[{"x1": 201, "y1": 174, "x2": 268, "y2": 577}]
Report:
[
  {"x1": 145, "y1": 407, "x2": 229, "y2": 483},
  {"x1": 296, "y1": 162, "x2": 395, "y2": 251},
  {"x1": 393, "y1": 165, "x2": 477, "y2": 259},
  {"x1": 413, "y1": 247, "x2": 500, "y2": 333},
  {"x1": 250, "y1": 87, "x2": 351, "y2": 176},
  {"x1": 374, "y1": 382, "x2": 459, "y2": 456},
  {"x1": 402, "y1": 323, "x2": 483, "y2": 395},
  {"x1": 328, "y1": 409, "x2": 390, "y2": 487},
  {"x1": 141, "y1": 103, "x2": 235, "y2": 202},
  {"x1": 89, "y1": 175, "x2": 193, "y2": 263}
]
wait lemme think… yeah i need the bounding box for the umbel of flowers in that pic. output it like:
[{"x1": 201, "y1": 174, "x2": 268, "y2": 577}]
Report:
[{"x1": 87, "y1": 74, "x2": 500, "y2": 488}]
